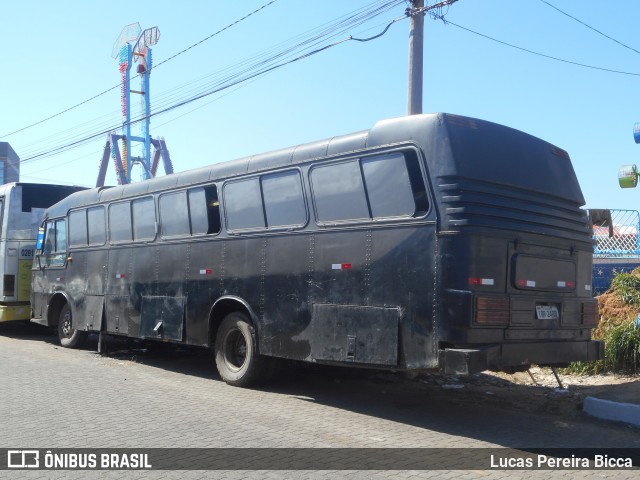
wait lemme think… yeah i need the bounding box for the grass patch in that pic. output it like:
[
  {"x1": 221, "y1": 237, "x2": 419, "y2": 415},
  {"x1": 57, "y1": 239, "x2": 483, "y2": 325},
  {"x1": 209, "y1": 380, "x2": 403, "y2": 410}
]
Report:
[{"x1": 565, "y1": 270, "x2": 640, "y2": 375}]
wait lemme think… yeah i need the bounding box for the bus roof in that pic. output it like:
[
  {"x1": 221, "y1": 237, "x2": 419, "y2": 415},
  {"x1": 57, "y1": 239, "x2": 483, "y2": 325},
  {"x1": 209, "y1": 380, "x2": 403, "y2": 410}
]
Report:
[{"x1": 44, "y1": 113, "x2": 583, "y2": 216}]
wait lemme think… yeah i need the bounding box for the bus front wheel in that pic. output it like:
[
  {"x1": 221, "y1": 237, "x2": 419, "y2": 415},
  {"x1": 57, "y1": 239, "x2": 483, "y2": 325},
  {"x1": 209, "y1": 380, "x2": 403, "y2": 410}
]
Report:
[
  {"x1": 57, "y1": 303, "x2": 87, "y2": 349},
  {"x1": 214, "y1": 312, "x2": 266, "y2": 387}
]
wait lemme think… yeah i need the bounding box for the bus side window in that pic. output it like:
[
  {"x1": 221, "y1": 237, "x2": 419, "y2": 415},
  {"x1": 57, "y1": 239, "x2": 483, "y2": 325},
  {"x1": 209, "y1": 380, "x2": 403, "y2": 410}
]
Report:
[
  {"x1": 310, "y1": 152, "x2": 429, "y2": 224},
  {"x1": 132, "y1": 197, "x2": 156, "y2": 241},
  {"x1": 223, "y1": 179, "x2": 265, "y2": 231},
  {"x1": 404, "y1": 151, "x2": 429, "y2": 215},
  {"x1": 160, "y1": 191, "x2": 190, "y2": 237},
  {"x1": 262, "y1": 171, "x2": 306, "y2": 228},
  {"x1": 87, "y1": 206, "x2": 106, "y2": 245},
  {"x1": 361, "y1": 152, "x2": 429, "y2": 218},
  {"x1": 310, "y1": 160, "x2": 369, "y2": 222},
  {"x1": 42, "y1": 219, "x2": 67, "y2": 266},
  {"x1": 109, "y1": 201, "x2": 133, "y2": 243},
  {"x1": 69, "y1": 210, "x2": 88, "y2": 247},
  {"x1": 189, "y1": 186, "x2": 221, "y2": 235}
]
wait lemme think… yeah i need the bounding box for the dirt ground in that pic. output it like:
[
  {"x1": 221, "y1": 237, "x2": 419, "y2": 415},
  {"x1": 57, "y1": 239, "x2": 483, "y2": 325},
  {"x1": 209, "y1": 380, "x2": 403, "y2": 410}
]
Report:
[{"x1": 401, "y1": 367, "x2": 640, "y2": 421}]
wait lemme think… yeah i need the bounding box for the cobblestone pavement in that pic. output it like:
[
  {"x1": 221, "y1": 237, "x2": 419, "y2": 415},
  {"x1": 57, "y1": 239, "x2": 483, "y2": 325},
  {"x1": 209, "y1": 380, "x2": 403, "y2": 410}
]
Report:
[{"x1": 0, "y1": 322, "x2": 637, "y2": 480}]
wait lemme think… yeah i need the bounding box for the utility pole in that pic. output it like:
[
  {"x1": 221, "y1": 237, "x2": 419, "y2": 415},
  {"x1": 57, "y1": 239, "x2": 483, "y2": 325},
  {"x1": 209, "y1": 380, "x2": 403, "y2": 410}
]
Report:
[
  {"x1": 407, "y1": 0, "x2": 424, "y2": 115},
  {"x1": 407, "y1": 0, "x2": 459, "y2": 115}
]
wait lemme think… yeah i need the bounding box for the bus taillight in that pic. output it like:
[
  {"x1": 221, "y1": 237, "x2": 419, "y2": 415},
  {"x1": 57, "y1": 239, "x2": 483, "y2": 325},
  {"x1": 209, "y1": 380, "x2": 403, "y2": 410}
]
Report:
[
  {"x1": 474, "y1": 296, "x2": 510, "y2": 325},
  {"x1": 3, "y1": 275, "x2": 15, "y2": 297},
  {"x1": 581, "y1": 302, "x2": 599, "y2": 326}
]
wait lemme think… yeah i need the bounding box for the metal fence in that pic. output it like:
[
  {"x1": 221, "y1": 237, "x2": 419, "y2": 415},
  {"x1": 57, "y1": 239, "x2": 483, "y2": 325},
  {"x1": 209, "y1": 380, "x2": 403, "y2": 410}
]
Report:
[{"x1": 590, "y1": 209, "x2": 640, "y2": 258}]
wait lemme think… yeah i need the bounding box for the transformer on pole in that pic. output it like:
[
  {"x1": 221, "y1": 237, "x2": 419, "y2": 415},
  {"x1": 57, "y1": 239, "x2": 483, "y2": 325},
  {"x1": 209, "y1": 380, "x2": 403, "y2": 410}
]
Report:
[{"x1": 97, "y1": 23, "x2": 174, "y2": 187}]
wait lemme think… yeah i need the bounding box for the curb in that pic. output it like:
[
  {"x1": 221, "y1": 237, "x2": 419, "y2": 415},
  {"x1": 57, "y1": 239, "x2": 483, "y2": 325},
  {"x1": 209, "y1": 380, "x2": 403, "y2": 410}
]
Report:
[{"x1": 583, "y1": 396, "x2": 640, "y2": 427}]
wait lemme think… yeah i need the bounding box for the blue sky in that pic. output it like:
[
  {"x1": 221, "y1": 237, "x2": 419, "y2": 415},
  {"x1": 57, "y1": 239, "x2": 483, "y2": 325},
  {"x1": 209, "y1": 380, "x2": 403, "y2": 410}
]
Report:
[{"x1": 1, "y1": 0, "x2": 640, "y2": 209}]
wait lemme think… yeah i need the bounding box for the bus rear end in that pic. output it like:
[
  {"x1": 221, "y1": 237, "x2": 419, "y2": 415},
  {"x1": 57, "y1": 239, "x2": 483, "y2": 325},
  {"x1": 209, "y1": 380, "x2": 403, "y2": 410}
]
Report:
[{"x1": 433, "y1": 114, "x2": 602, "y2": 374}]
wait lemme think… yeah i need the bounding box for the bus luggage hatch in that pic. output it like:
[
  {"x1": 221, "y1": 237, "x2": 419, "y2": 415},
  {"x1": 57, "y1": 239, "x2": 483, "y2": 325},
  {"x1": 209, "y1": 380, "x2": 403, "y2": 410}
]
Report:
[
  {"x1": 308, "y1": 304, "x2": 400, "y2": 366},
  {"x1": 140, "y1": 296, "x2": 185, "y2": 341}
]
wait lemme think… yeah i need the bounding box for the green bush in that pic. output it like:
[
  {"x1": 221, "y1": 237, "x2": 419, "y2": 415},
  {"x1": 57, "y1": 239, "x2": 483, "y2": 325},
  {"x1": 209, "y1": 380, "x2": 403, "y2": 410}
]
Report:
[
  {"x1": 564, "y1": 270, "x2": 640, "y2": 375},
  {"x1": 610, "y1": 273, "x2": 640, "y2": 305},
  {"x1": 604, "y1": 316, "x2": 640, "y2": 374}
]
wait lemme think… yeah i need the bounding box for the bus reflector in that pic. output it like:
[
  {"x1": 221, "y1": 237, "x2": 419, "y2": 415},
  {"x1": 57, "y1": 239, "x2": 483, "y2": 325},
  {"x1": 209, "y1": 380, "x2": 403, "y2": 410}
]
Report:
[
  {"x1": 3, "y1": 275, "x2": 15, "y2": 297},
  {"x1": 474, "y1": 296, "x2": 510, "y2": 325},
  {"x1": 446, "y1": 114, "x2": 478, "y2": 130},
  {"x1": 581, "y1": 302, "x2": 599, "y2": 326},
  {"x1": 550, "y1": 145, "x2": 570, "y2": 160},
  {"x1": 332, "y1": 263, "x2": 352, "y2": 270},
  {"x1": 468, "y1": 277, "x2": 495, "y2": 286}
]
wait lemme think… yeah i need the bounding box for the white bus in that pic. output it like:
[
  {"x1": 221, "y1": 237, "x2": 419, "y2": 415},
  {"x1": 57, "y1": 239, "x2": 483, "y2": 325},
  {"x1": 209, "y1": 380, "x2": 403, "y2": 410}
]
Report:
[{"x1": 0, "y1": 183, "x2": 85, "y2": 321}]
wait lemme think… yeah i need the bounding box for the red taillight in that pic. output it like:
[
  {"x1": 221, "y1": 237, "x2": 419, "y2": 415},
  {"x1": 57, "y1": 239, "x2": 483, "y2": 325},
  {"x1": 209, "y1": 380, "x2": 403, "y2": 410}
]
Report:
[
  {"x1": 581, "y1": 302, "x2": 599, "y2": 326},
  {"x1": 474, "y1": 296, "x2": 510, "y2": 325}
]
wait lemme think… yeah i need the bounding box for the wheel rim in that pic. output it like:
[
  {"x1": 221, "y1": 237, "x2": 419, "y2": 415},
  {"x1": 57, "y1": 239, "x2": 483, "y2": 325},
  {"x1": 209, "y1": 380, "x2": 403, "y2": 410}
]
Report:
[
  {"x1": 60, "y1": 309, "x2": 72, "y2": 338},
  {"x1": 223, "y1": 328, "x2": 248, "y2": 372}
]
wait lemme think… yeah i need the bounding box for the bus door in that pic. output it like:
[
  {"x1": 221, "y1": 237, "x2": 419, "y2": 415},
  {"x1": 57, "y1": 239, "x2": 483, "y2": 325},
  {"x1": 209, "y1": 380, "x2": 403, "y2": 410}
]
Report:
[{"x1": 32, "y1": 219, "x2": 70, "y2": 322}]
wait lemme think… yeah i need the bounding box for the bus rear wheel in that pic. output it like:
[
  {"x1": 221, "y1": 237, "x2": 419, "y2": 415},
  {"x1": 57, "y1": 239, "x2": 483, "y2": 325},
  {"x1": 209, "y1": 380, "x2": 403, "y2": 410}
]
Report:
[
  {"x1": 57, "y1": 303, "x2": 87, "y2": 349},
  {"x1": 214, "y1": 312, "x2": 266, "y2": 387}
]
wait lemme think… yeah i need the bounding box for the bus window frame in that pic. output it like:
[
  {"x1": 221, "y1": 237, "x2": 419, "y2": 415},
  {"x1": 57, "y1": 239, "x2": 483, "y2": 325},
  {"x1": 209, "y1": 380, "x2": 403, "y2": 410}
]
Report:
[
  {"x1": 108, "y1": 196, "x2": 159, "y2": 246},
  {"x1": 0, "y1": 197, "x2": 4, "y2": 237},
  {"x1": 223, "y1": 168, "x2": 309, "y2": 235},
  {"x1": 309, "y1": 147, "x2": 431, "y2": 228},
  {"x1": 158, "y1": 184, "x2": 222, "y2": 240},
  {"x1": 37, "y1": 217, "x2": 68, "y2": 268},
  {"x1": 68, "y1": 205, "x2": 108, "y2": 249}
]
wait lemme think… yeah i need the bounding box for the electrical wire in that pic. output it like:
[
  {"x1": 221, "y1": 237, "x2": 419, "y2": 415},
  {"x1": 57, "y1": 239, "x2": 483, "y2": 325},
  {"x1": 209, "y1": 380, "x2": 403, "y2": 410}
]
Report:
[
  {"x1": 19, "y1": 9, "x2": 407, "y2": 164},
  {"x1": 539, "y1": 0, "x2": 640, "y2": 56},
  {"x1": 16, "y1": 1, "x2": 406, "y2": 163},
  {"x1": 444, "y1": 20, "x2": 640, "y2": 77},
  {"x1": 0, "y1": 0, "x2": 280, "y2": 139}
]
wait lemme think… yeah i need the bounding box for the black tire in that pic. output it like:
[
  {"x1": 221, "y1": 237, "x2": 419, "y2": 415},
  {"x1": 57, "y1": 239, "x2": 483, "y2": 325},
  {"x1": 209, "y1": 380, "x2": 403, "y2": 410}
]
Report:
[
  {"x1": 57, "y1": 303, "x2": 87, "y2": 348},
  {"x1": 214, "y1": 312, "x2": 267, "y2": 387}
]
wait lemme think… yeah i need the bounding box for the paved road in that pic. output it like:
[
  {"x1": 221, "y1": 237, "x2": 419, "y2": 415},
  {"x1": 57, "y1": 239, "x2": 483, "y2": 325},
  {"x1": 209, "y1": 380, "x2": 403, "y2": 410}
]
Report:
[{"x1": 0, "y1": 322, "x2": 637, "y2": 480}]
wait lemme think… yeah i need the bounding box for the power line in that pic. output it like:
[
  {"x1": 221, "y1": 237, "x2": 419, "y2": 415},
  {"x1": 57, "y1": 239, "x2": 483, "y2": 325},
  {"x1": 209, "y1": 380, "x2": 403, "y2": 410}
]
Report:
[
  {"x1": 151, "y1": 0, "x2": 279, "y2": 71},
  {"x1": 11, "y1": 0, "x2": 403, "y2": 160},
  {"x1": 19, "y1": 10, "x2": 407, "y2": 164},
  {"x1": 0, "y1": 0, "x2": 280, "y2": 139},
  {"x1": 17, "y1": 1, "x2": 405, "y2": 163},
  {"x1": 444, "y1": 20, "x2": 640, "y2": 76},
  {"x1": 0, "y1": 85, "x2": 121, "y2": 139},
  {"x1": 539, "y1": 0, "x2": 640, "y2": 56}
]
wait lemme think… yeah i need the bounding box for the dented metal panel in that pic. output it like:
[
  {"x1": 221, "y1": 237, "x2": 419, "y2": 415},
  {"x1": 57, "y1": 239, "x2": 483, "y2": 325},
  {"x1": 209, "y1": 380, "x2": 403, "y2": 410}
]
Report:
[
  {"x1": 307, "y1": 304, "x2": 400, "y2": 366},
  {"x1": 140, "y1": 296, "x2": 185, "y2": 341}
]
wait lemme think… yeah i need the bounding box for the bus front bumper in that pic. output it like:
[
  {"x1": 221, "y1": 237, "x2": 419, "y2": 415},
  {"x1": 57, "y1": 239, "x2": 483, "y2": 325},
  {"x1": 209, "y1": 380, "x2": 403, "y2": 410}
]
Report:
[
  {"x1": 439, "y1": 340, "x2": 604, "y2": 375},
  {"x1": 0, "y1": 303, "x2": 31, "y2": 322}
]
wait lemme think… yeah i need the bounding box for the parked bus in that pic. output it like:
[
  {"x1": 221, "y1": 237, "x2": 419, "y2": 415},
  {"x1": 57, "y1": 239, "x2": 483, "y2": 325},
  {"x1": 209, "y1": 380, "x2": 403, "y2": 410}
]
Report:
[
  {"x1": 0, "y1": 183, "x2": 85, "y2": 322},
  {"x1": 31, "y1": 113, "x2": 602, "y2": 386}
]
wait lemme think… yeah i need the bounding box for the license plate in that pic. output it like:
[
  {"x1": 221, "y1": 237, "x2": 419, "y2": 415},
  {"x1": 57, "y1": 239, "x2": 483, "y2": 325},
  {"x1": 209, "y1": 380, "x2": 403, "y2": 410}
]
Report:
[{"x1": 536, "y1": 305, "x2": 559, "y2": 320}]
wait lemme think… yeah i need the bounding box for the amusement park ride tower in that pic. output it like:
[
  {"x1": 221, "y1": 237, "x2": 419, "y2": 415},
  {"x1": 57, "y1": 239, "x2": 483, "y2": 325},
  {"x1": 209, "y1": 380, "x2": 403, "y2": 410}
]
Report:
[{"x1": 96, "y1": 23, "x2": 174, "y2": 187}]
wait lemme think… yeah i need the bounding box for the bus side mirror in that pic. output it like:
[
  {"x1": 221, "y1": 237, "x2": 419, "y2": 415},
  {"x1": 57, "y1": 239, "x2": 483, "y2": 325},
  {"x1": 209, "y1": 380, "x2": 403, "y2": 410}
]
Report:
[
  {"x1": 36, "y1": 227, "x2": 45, "y2": 251},
  {"x1": 34, "y1": 227, "x2": 45, "y2": 269}
]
